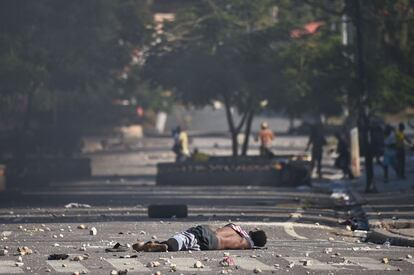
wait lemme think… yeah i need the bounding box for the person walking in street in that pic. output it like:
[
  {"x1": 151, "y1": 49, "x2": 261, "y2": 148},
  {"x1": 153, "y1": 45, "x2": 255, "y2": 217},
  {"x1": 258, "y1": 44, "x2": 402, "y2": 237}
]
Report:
[
  {"x1": 132, "y1": 223, "x2": 267, "y2": 252},
  {"x1": 395, "y1": 122, "x2": 413, "y2": 179},
  {"x1": 305, "y1": 123, "x2": 326, "y2": 179},
  {"x1": 257, "y1": 122, "x2": 274, "y2": 157},
  {"x1": 171, "y1": 126, "x2": 190, "y2": 162},
  {"x1": 334, "y1": 131, "x2": 354, "y2": 179},
  {"x1": 383, "y1": 125, "x2": 398, "y2": 182}
]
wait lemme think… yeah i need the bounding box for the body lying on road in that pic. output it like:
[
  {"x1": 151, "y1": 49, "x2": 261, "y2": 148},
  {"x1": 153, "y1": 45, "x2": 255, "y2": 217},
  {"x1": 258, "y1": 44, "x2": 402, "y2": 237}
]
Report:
[{"x1": 132, "y1": 223, "x2": 267, "y2": 252}]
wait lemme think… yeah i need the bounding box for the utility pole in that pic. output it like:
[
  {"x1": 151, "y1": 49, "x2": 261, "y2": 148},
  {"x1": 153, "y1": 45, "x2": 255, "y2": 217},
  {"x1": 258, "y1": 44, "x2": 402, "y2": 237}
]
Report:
[{"x1": 353, "y1": 0, "x2": 375, "y2": 192}]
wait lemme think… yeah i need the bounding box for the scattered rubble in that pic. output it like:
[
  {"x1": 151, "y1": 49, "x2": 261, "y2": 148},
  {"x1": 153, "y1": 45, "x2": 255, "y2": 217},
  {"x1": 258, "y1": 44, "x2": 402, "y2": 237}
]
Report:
[
  {"x1": 78, "y1": 224, "x2": 86, "y2": 229},
  {"x1": 194, "y1": 260, "x2": 204, "y2": 268},
  {"x1": 324, "y1": 248, "x2": 333, "y2": 254},
  {"x1": 219, "y1": 256, "x2": 235, "y2": 266},
  {"x1": 253, "y1": 267, "x2": 262, "y2": 273},
  {"x1": 147, "y1": 261, "x2": 161, "y2": 268},
  {"x1": 64, "y1": 203, "x2": 91, "y2": 208},
  {"x1": 90, "y1": 227, "x2": 97, "y2": 236},
  {"x1": 48, "y1": 254, "x2": 69, "y2": 260}
]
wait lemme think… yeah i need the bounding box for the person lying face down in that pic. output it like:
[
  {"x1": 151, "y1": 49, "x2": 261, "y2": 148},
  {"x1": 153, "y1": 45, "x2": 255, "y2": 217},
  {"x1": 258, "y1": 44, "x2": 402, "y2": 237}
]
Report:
[{"x1": 132, "y1": 223, "x2": 267, "y2": 252}]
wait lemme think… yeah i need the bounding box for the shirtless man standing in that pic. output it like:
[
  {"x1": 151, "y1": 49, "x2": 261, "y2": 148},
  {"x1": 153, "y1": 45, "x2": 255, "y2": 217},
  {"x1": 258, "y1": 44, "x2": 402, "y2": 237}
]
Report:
[{"x1": 132, "y1": 224, "x2": 267, "y2": 252}]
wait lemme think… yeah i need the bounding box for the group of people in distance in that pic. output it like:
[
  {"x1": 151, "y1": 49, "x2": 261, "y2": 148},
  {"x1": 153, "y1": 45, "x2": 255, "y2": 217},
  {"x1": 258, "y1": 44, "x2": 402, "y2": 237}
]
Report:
[
  {"x1": 171, "y1": 121, "x2": 413, "y2": 182},
  {"x1": 171, "y1": 122, "x2": 276, "y2": 162},
  {"x1": 382, "y1": 122, "x2": 412, "y2": 182}
]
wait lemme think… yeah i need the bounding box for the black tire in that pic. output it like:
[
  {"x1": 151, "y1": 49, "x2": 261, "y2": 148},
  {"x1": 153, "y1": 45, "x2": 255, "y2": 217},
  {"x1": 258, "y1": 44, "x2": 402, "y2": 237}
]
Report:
[{"x1": 148, "y1": 204, "x2": 188, "y2": 218}]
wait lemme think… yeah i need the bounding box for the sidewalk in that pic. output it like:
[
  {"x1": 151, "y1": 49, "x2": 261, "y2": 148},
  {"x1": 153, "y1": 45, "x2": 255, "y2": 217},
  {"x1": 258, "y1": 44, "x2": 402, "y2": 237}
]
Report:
[{"x1": 350, "y1": 152, "x2": 414, "y2": 246}]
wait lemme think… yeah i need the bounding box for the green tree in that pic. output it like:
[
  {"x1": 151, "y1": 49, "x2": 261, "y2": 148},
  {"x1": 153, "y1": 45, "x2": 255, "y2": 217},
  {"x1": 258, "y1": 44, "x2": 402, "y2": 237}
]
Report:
[{"x1": 144, "y1": 0, "x2": 284, "y2": 156}]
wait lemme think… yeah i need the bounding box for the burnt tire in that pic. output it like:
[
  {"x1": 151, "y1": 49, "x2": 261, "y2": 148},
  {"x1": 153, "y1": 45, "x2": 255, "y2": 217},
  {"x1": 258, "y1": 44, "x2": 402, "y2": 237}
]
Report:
[{"x1": 148, "y1": 204, "x2": 188, "y2": 218}]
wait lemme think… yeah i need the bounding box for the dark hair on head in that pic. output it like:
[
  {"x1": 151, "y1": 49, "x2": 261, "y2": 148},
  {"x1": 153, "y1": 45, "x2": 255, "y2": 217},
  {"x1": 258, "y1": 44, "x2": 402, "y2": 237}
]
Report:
[
  {"x1": 249, "y1": 230, "x2": 267, "y2": 247},
  {"x1": 399, "y1": 123, "x2": 405, "y2": 131}
]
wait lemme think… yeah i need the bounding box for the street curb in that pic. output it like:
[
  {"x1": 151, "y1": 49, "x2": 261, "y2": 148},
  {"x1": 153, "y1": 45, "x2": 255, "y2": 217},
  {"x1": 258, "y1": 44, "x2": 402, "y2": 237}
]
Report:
[
  {"x1": 367, "y1": 228, "x2": 414, "y2": 247},
  {"x1": 348, "y1": 184, "x2": 414, "y2": 247}
]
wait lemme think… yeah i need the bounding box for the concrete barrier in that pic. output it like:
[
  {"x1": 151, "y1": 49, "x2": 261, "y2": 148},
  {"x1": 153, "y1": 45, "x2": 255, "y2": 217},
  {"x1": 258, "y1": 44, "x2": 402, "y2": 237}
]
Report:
[{"x1": 156, "y1": 155, "x2": 310, "y2": 186}]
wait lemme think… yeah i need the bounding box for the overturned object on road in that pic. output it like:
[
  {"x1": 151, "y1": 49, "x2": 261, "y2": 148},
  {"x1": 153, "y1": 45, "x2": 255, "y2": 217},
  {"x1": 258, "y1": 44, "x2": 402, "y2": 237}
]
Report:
[{"x1": 156, "y1": 155, "x2": 310, "y2": 186}]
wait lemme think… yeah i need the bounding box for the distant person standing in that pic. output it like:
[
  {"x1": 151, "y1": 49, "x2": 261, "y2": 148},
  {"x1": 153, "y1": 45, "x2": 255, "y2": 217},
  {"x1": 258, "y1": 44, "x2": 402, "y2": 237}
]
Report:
[
  {"x1": 335, "y1": 131, "x2": 354, "y2": 179},
  {"x1": 172, "y1": 126, "x2": 190, "y2": 162},
  {"x1": 306, "y1": 123, "x2": 326, "y2": 179},
  {"x1": 258, "y1": 122, "x2": 274, "y2": 157},
  {"x1": 383, "y1": 125, "x2": 398, "y2": 182},
  {"x1": 395, "y1": 123, "x2": 412, "y2": 179}
]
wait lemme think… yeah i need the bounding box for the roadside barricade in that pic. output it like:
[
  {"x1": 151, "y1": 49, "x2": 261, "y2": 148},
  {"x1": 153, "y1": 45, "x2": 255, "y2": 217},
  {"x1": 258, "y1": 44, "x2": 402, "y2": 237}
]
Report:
[{"x1": 157, "y1": 155, "x2": 310, "y2": 186}]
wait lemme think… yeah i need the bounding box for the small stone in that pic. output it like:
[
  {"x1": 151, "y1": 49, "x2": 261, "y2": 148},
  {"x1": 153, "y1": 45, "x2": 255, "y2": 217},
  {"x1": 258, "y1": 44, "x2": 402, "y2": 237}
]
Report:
[
  {"x1": 147, "y1": 261, "x2": 161, "y2": 267},
  {"x1": 62, "y1": 264, "x2": 67, "y2": 267},
  {"x1": 53, "y1": 243, "x2": 60, "y2": 247},
  {"x1": 274, "y1": 264, "x2": 280, "y2": 268},
  {"x1": 305, "y1": 252, "x2": 310, "y2": 257},
  {"x1": 140, "y1": 230, "x2": 146, "y2": 235},
  {"x1": 224, "y1": 252, "x2": 230, "y2": 257},
  {"x1": 38, "y1": 228, "x2": 44, "y2": 232},
  {"x1": 304, "y1": 260, "x2": 312, "y2": 266},
  {"x1": 26, "y1": 267, "x2": 31, "y2": 271},
  {"x1": 15, "y1": 262, "x2": 24, "y2": 267},
  {"x1": 53, "y1": 235, "x2": 58, "y2": 238},
  {"x1": 328, "y1": 237, "x2": 334, "y2": 241},
  {"x1": 89, "y1": 227, "x2": 97, "y2": 236},
  {"x1": 315, "y1": 222, "x2": 320, "y2": 226},
  {"x1": 45, "y1": 268, "x2": 52, "y2": 272},
  {"x1": 151, "y1": 235, "x2": 157, "y2": 240},
  {"x1": 81, "y1": 271, "x2": 88, "y2": 274},
  {"x1": 376, "y1": 245, "x2": 381, "y2": 249},
  {"x1": 78, "y1": 224, "x2": 86, "y2": 229},
  {"x1": 0, "y1": 249, "x2": 8, "y2": 256},
  {"x1": 73, "y1": 256, "x2": 84, "y2": 261},
  {"x1": 251, "y1": 255, "x2": 257, "y2": 258},
  {"x1": 346, "y1": 225, "x2": 352, "y2": 231},
  {"x1": 382, "y1": 257, "x2": 389, "y2": 264},
  {"x1": 324, "y1": 248, "x2": 333, "y2": 254},
  {"x1": 18, "y1": 225, "x2": 23, "y2": 230},
  {"x1": 406, "y1": 254, "x2": 412, "y2": 259},
  {"x1": 194, "y1": 261, "x2": 204, "y2": 268},
  {"x1": 155, "y1": 272, "x2": 162, "y2": 275},
  {"x1": 59, "y1": 234, "x2": 64, "y2": 238},
  {"x1": 79, "y1": 247, "x2": 86, "y2": 252},
  {"x1": 287, "y1": 263, "x2": 294, "y2": 268},
  {"x1": 221, "y1": 270, "x2": 228, "y2": 274},
  {"x1": 17, "y1": 256, "x2": 23, "y2": 262},
  {"x1": 253, "y1": 267, "x2": 262, "y2": 273},
  {"x1": 276, "y1": 254, "x2": 282, "y2": 258},
  {"x1": 73, "y1": 272, "x2": 80, "y2": 275},
  {"x1": 110, "y1": 270, "x2": 118, "y2": 275}
]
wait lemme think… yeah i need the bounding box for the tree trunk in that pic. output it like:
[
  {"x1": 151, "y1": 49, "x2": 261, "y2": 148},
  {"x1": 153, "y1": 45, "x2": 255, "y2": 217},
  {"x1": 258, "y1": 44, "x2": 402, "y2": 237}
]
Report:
[
  {"x1": 223, "y1": 95, "x2": 238, "y2": 156},
  {"x1": 241, "y1": 110, "x2": 254, "y2": 156},
  {"x1": 354, "y1": 0, "x2": 374, "y2": 192}
]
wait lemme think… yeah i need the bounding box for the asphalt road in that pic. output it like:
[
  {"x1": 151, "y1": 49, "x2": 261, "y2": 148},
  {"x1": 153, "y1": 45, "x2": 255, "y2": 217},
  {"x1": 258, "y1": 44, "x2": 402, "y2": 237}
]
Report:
[{"x1": 1, "y1": 135, "x2": 414, "y2": 274}]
